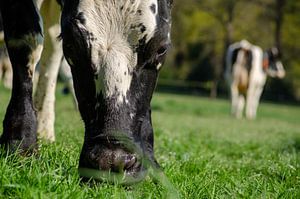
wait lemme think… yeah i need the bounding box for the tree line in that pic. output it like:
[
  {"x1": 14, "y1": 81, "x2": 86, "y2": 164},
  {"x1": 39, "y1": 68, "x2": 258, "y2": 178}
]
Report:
[{"x1": 162, "y1": 0, "x2": 300, "y2": 102}]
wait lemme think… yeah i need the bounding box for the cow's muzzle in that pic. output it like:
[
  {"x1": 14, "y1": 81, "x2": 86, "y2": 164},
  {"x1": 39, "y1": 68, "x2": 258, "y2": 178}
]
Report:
[{"x1": 78, "y1": 113, "x2": 153, "y2": 185}]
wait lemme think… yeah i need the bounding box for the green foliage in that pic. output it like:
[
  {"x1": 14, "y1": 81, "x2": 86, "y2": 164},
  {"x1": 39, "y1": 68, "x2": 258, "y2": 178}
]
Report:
[
  {"x1": 165, "y1": 0, "x2": 300, "y2": 101},
  {"x1": 0, "y1": 85, "x2": 300, "y2": 198},
  {"x1": 282, "y1": 1, "x2": 300, "y2": 100}
]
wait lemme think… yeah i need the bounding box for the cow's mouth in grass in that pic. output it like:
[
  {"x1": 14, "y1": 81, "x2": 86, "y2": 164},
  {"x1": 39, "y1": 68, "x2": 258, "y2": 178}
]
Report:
[{"x1": 78, "y1": 133, "x2": 149, "y2": 185}]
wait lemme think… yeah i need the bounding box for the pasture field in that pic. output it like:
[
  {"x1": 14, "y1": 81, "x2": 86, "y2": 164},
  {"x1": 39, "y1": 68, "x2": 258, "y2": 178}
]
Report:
[{"x1": 0, "y1": 84, "x2": 299, "y2": 198}]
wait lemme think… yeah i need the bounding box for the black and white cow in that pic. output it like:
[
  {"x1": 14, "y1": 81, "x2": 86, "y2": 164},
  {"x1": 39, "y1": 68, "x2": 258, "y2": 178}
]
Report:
[
  {"x1": 0, "y1": 0, "x2": 172, "y2": 184},
  {"x1": 225, "y1": 40, "x2": 285, "y2": 119}
]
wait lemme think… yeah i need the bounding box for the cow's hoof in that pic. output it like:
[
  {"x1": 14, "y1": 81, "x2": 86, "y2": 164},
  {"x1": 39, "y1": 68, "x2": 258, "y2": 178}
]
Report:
[
  {"x1": 0, "y1": 137, "x2": 37, "y2": 155},
  {"x1": 79, "y1": 146, "x2": 147, "y2": 185}
]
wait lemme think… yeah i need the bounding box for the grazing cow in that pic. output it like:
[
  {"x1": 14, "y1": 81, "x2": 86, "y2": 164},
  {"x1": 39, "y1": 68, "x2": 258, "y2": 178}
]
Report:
[
  {"x1": 225, "y1": 40, "x2": 285, "y2": 119},
  {"x1": 0, "y1": 0, "x2": 172, "y2": 184}
]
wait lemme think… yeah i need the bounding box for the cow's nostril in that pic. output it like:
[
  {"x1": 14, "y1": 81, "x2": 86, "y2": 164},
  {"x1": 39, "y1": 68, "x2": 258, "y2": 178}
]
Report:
[{"x1": 124, "y1": 155, "x2": 137, "y2": 170}]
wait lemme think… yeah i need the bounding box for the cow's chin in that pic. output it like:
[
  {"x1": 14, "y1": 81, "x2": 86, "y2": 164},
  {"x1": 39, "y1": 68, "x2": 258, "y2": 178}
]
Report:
[
  {"x1": 276, "y1": 70, "x2": 286, "y2": 79},
  {"x1": 78, "y1": 167, "x2": 147, "y2": 185},
  {"x1": 78, "y1": 132, "x2": 149, "y2": 185},
  {"x1": 78, "y1": 149, "x2": 147, "y2": 185}
]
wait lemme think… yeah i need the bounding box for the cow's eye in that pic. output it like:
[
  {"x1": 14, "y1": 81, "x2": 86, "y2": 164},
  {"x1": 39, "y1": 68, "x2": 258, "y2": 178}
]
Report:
[{"x1": 157, "y1": 46, "x2": 168, "y2": 57}]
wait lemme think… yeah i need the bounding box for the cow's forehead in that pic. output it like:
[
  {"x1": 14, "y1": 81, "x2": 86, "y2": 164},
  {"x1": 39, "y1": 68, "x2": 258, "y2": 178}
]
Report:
[
  {"x1": 77, "y1": 0, "x2": 168, "y2": 43},
  {"x1": 74, "y1": 0, "x2": 170, "y2": 104}
]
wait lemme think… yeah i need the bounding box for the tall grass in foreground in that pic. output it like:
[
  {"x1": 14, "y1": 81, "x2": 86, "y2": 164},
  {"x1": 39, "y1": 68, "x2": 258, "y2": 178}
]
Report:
[{"x1": 0, "y1": 84, "x2": 299, "y2": 198}]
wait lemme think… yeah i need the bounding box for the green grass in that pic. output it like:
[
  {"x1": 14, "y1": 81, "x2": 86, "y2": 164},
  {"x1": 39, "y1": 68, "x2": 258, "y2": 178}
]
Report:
[{"x1": 0, "y1": 84, "x2": 300, "y2": 198}]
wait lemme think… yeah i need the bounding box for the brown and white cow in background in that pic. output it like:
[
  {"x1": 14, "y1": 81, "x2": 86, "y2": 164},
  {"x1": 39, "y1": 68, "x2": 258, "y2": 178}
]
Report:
[{"x1": 225, "y1": 40, "x2": 285, "y2": 119}]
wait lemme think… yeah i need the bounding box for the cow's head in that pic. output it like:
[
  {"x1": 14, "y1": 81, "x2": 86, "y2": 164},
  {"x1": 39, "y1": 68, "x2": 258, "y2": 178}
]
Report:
[
  {"x1": 264, "y1": 47, "x2": 285, "y2": 78},
  {"x1": 61, "y1": 0, "x2": 172, "y2": 183}
]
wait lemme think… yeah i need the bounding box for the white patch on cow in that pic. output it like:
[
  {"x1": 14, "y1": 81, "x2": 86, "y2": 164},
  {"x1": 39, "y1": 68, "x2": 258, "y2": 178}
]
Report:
[
  {"x1": 240, "y1": 39, "x2": 252, "y2": 49},
  {"x1": 77, "y1": 0, "x2": 158, "y2": 104},
  {"x1": 136, "y1": 0, "x2": 158, "y2": 42},
  {"x1": 130, "y1": 113, "x2": 135, "y2": 119},
  {"x1": 35, "y1": 19, "x2": 64, "y2": 142},
  {"x1": 28, "y1": 44, "x2": 43, "y2": 79},
  {"x1": 156, "y1": 63, "x2": 162, "y2": 70},
  {"x1": 275, "y1": 61, "x2": 286, "y2": 78},
  {"x1": 250, "y1": 45, "x2": 265, "y2": 81},
  {"x1": 35, "y1": 0, "x2": 44, "y2": 9}
]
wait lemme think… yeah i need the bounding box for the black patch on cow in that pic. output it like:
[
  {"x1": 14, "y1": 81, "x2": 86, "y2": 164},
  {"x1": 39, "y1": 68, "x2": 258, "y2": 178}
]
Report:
[
  {"x1": 87, "y1": 32, "x2": 97, "y2": 42},
  {"x1": 140, "y1": 25, "x2": 146, "y2": 33},
  {"x1": 76, "y1": 12, "x2": 86, "y2": 25},
  {"x1": 231, "y1": 47, "x2": 241, "y2": 67},
  {"x1": 266, "y1": 48, "x2": 280, "y2": 71},
  {"x1": 231, "y1": 47, "x2": 253, "y2": 72},
  {"x1": 245, "y1": 50, "x2": 253, "y2": 70},
  {"x1": 150, "y1": 4, "x2": 156, "y2": 14}
]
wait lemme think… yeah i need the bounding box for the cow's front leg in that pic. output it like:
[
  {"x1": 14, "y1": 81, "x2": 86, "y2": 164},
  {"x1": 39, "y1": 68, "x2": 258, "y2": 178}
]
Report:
[
  {"x1": 230, "y1": 84, "x2": 240, "y2": 117},
  {"x1": 236, "y1": 94, "x2": 245, "y2": 119},
  {"x1": 0, "y1": 1, "x2": 43, "y2": 152},
  {"x1": 34, "y1": 0, "x2": 62, "y2": 142}
]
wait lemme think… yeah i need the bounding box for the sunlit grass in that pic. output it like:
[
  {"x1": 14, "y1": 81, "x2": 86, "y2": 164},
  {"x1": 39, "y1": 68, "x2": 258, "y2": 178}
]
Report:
[{"x1": 0, "y1": 84, "x2": 299, "y2": 198}]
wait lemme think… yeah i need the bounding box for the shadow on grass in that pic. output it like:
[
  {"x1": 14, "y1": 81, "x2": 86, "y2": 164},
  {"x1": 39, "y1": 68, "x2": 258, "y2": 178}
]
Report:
[{"x1": 279, "y1": 136, "x2": 300, "y2": 154}]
